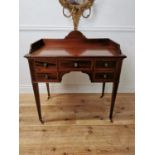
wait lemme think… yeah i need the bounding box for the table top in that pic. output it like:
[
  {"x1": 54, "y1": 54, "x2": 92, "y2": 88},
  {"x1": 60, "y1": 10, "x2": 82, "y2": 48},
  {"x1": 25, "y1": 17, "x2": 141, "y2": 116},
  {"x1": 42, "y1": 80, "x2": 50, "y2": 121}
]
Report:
[{"x1": 25, "y1": 31, "x2": 126, "y2": 58}]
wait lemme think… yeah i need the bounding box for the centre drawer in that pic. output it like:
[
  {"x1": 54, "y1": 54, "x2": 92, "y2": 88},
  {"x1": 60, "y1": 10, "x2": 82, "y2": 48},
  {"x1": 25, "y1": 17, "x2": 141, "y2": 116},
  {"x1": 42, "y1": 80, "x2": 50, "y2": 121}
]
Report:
[{"x1": 59, "y1": 58, "x2": 92, "y2": 70}]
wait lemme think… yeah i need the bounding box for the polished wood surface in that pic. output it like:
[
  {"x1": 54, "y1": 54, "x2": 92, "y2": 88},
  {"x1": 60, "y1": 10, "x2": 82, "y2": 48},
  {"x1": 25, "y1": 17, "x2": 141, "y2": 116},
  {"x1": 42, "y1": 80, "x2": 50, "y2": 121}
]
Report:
[
  {"x1": 25, "y1": 39, "x2": 125, "y2": 57},
  {"x1": 25, "y1": 31, "x2": 125, "y2": 58},
  {"x1": 20, "y1": 93, "x2": 135, "y2": 155},
  {"x1": 27, "y1": 47, "x2": 120, "y2": 57},
  {"x1": 25, "y1": 31, "x2": 126, "y2": 123}
]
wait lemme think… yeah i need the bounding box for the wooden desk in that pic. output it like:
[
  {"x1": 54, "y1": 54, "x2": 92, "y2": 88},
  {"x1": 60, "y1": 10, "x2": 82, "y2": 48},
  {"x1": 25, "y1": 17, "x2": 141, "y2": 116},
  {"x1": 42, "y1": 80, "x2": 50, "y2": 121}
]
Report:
[{"x1": 25, "y1": 31, "x2": 126, "y2": 124}]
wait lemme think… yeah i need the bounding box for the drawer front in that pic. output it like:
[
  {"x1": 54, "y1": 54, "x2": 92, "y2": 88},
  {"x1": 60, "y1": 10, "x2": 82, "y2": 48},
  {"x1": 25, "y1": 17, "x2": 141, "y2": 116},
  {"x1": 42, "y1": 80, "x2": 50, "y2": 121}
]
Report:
[
  {"x1": 93, "y1": 72, "x2": 114, "y2": 82},
  {"x1": 35, "y1": 73, "x2": 58, "y2": 82},
  {"x1": 34, "y1": 59, "x2": 57, "y2": 73},
  {"x1": 59, "y1": 58, "x2": 92, "y2": 70},
  {"x1": 95, "y1": 59, "x2": 116, "y2": 70}
]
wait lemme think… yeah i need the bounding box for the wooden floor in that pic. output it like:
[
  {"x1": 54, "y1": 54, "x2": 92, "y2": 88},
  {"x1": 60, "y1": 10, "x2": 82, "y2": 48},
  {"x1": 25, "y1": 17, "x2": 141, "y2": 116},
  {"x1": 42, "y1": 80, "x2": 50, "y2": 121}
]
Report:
[{"x1": 20, "y1": 93, "x2": 135, "y2": 155}]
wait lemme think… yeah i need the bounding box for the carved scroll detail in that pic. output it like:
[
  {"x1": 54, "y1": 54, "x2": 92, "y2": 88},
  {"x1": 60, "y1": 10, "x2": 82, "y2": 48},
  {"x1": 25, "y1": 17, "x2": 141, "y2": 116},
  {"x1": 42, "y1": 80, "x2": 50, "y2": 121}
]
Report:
[{"x1": 59, "y1": 0, "x2": 94, "y2": 30}]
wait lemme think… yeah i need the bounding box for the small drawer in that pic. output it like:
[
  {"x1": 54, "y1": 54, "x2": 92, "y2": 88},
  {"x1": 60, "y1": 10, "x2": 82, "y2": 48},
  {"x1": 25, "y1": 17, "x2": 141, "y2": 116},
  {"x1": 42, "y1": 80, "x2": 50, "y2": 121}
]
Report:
[
  {"x1": 34, "y1": 59, "x2": 57, "y2": 73},
  {"x1": 95, "y1": 59, "x2": 116, "y2": 69},
  {"x1": 35, "y1": 73, "x2": 58, "y2": 82},
  {"x1": 59, "y1": 59, "x2": 92, "y2": 70},
  {"x1": 93, "y1": 72, "x2": 114, "y2": 82}
]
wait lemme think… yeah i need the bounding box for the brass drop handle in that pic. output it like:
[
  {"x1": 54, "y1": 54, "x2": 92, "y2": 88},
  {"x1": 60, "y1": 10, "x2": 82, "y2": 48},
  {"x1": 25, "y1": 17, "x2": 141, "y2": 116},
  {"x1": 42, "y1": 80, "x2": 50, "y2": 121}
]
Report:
[
  {"x1": 74, "y1": 62, "x2": 78, "y2": 68},
  {"x1": 44, "y1": 74, "x2": 49, "y2": 79},
  {"x1": 43, "y1": 62, "x2": 48, "y2": 67},
  {"x1": 82, "y1": 8, "x2": 91, "y2": 18},
  {"x1": 63, "y1": 7, "x2": 72, "y2": 18}
]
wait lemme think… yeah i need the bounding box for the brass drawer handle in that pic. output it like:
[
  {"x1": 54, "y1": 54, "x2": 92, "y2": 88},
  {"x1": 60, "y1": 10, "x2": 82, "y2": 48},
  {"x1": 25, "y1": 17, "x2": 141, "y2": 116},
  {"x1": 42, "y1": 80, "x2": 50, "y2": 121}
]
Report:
[
  {"x1": 104, "y1": 62, "x2": 108, "y2": 67},
  {"x1": 44, "y1": 74, "x2": 49, "y2": 79},
  {"x1": 43, "y1": 62, "x2": 48, "y2": 67},
  {"x1": 74, "y1": 62, "x2": 78, "y2": 68},
  {"x1": 103, "y1": 74, "x2": 107, "y2": 79}
]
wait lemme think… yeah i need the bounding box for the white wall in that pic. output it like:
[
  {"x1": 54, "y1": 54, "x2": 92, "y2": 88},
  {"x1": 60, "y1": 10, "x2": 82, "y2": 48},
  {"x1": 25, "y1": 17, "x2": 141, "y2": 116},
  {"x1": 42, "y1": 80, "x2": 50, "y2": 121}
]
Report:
[{"x1": 19, "y1": 0, "x2": 135, "y2": 93}]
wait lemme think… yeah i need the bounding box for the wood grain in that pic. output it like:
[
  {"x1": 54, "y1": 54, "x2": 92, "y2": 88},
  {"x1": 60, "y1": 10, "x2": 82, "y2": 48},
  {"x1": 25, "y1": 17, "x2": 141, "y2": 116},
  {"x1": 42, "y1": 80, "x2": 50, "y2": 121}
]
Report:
[{"x1": 20, "y1": 93, "x2": 135, "y2": 155}]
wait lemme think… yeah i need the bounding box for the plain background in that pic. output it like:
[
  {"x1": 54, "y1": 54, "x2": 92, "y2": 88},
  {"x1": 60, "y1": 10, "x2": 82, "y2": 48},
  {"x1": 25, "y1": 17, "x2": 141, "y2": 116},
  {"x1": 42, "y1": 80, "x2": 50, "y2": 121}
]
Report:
[
  {"x1": 19, "y1": 0, "x2": 135, "y2": 93},
  {"x1": 1, "y1": 0, "x2": 155, "y2": 155}
]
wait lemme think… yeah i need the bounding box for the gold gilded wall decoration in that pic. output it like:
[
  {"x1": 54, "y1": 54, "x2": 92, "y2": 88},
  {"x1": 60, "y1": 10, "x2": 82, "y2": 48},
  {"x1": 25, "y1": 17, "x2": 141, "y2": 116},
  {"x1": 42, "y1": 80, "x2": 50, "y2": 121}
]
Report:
[{"x1": 59, "y1": 0, "x2": 94, "y2": 30}]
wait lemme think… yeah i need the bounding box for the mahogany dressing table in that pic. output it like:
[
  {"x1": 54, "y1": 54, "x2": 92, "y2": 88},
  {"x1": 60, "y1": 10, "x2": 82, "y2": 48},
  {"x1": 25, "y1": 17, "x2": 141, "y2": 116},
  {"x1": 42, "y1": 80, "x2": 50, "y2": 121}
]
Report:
[{"x1": 25, "y1": 31, "x2": 126, "y2": 124}]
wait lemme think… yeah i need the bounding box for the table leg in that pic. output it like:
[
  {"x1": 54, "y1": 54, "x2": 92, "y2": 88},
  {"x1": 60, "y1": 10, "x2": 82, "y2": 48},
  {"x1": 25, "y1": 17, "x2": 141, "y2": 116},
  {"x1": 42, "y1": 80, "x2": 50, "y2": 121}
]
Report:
[
  {"x1": 32, "y1": 83, "x2": 44, "y2": 124},
  {"x1": 100, "y1": 82, "x2": 105, "y2": 98},
  {"x1": 109, "y1": 82, "x2": 119, "y2": 122},
  {"x1": 46, "y1": 83, "x2": 51, "y2": 99}
]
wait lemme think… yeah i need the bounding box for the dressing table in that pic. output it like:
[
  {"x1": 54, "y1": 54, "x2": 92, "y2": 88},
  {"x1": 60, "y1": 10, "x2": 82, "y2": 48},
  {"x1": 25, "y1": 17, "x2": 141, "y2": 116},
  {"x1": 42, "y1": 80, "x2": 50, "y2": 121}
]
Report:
[
  {"x1": 25, "y1": 31, "x2": 126, "y2": 123},
  {"x1": 24, "y1": 0, "x2": 126, "y2": 123}
]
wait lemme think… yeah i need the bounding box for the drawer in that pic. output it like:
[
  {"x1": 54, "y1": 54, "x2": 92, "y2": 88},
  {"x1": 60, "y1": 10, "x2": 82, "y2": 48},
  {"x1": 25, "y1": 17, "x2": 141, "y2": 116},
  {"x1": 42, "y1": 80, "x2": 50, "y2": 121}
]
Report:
[
  {"x1": 35, "y1": 73, "x2": 58, "y2": 82},
  {"x1": 95, "y1": 59, "x2": 116, "y2": 69},
  {"x1": 34, "y1": 59, "x2": 57, "y2": 73},
  {"x1": 93, "y1": 72, "x2": 114, "y2": 82},
  {"x1": 59, "y1": 58, "x2": 92, "y2": 70}
]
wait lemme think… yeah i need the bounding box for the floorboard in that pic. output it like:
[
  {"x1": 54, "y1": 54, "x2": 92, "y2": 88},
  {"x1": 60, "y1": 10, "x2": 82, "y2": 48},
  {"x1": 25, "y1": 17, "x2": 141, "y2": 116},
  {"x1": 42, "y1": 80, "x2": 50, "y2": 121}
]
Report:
[{"x1": 20, "y1": 93, "x2": 135, "y2": 155}]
